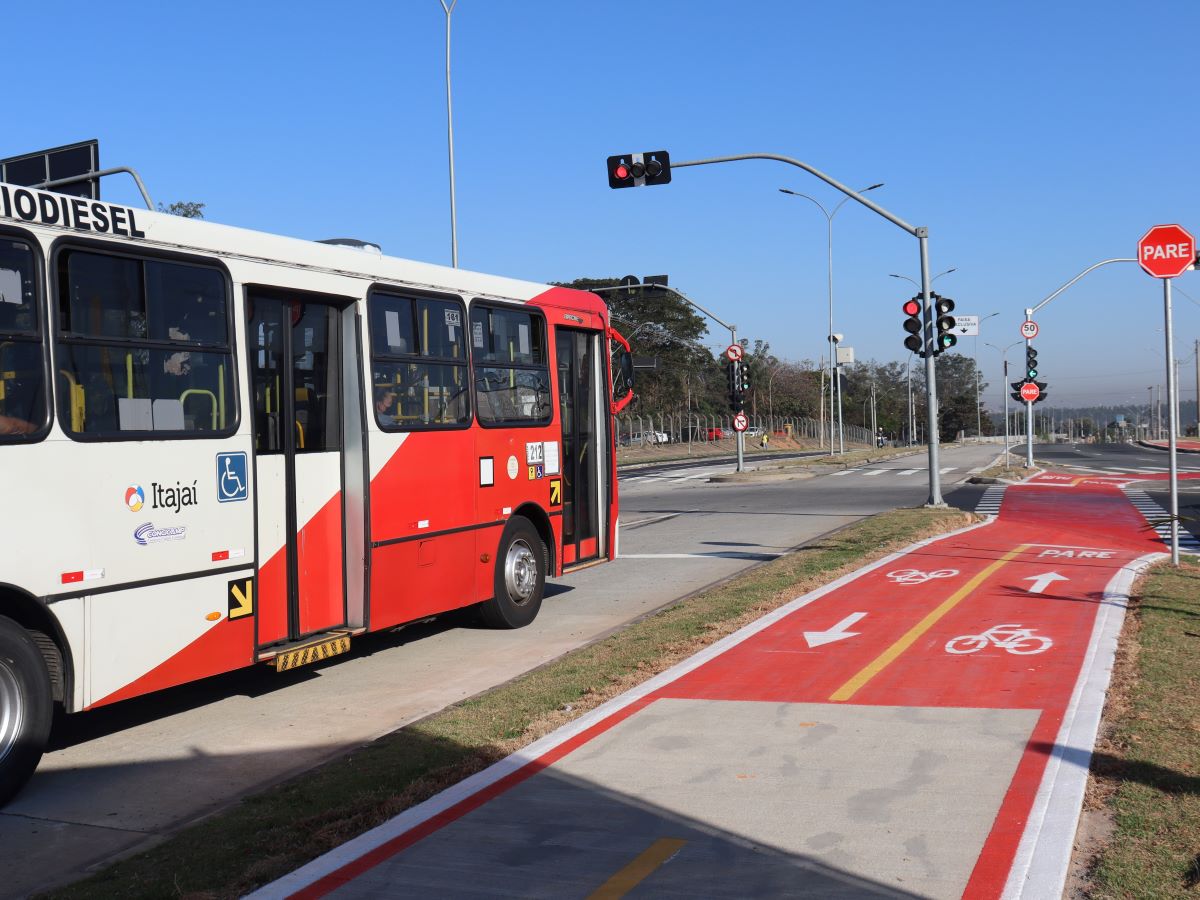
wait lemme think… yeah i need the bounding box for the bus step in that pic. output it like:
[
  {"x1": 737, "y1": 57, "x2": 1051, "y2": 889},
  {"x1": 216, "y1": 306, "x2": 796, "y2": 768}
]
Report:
[{"x1": 260, "y1": 631, "x2": 353, "y2": 672}]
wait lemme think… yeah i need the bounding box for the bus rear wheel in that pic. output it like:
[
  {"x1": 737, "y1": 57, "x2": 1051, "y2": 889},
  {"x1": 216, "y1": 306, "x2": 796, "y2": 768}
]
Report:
[
  {"x1": 480, "y1": 517, "x2": 546, "y2": 629},
  {"x1": 0, "y1": 615, "x2": 52, "y2": 807}
]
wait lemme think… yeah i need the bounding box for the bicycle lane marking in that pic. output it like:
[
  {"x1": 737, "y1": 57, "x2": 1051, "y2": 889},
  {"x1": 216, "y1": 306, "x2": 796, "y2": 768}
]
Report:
[{"x1": 841, "y1": 484, "x2": 1162, "y2": 899}]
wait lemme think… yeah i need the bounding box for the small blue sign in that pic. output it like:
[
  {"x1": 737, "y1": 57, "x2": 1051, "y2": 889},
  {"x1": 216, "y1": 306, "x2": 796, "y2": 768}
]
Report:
[{"x1": 216, "y1": 452, "x2": 249, "y2": 503}]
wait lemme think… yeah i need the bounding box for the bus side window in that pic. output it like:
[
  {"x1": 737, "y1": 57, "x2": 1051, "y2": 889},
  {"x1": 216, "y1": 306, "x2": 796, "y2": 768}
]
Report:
[
  {"x1": 368, "y1": 291, "x2": 470, "y2": 430},
  {"x1": 0, "y1": 242, "x2": 48, "y2": 440},
  {"x1": 54, "y1": 249, "x2": 234, "y2": 438},
  {"x1": 470, "y1": 304, "x2": 551, "y2": 426}
]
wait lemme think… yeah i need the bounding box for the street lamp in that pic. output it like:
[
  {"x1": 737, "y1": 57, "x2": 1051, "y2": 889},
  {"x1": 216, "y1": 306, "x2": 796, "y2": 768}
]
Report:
[
  {"x1": 781, "y1": 182, "x2": 884, "y2": 455},
  {"x1": 974, "y1": 312, "x2": 1000, "y2": 439},
  {"x1": 889, "y1": 268, "x2": 956, "y2": 290},
  {"x1": 986, "y1": 340, "x2": 1023, "y2": 463},
  {"x1": 438, "y1": 0, "x2": 459, "y2": 267}
]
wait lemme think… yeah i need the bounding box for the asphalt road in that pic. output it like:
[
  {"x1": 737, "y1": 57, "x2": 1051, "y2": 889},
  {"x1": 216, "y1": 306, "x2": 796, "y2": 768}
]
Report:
[
  {"x1": 1027, "y1": 440, "x2": 1200, "y2": 543},
  {"x1": 0, "y1": 443, "x2": 1001, "y2": 898}
]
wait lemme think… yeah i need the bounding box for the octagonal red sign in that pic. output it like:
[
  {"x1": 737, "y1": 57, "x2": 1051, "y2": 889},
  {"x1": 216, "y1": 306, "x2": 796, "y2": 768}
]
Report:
[
  {"x1": 1019, "y1": 382, "x2": 1040, "y2": 403},
  {"x1": 1138, "y1": 224, "x2": 1195, "y2": 278}
]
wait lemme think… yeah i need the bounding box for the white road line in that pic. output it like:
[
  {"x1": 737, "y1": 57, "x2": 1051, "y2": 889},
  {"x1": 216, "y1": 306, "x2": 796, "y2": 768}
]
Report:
[
  {"x1": 861, "y1": 469, "x2": 888, "y2": 477},
  {"x1": 619, "y1": 551, "x2": 785, "y2": 559},
  {"x1": 939, "y1": 467, "x2": 957, "y2": 474},
  {"x1": 896, "y1": 469, "x2": 922, "y2": 476}
]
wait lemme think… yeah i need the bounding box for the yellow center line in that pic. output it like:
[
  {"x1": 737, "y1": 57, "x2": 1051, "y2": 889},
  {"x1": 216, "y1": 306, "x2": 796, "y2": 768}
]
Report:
[
  {"x1": 587, "y1": 838, "x2": 688, "y2": 899},
  {"x1": 829, "y1": 543, "x2": 1032, "y2": 703}
]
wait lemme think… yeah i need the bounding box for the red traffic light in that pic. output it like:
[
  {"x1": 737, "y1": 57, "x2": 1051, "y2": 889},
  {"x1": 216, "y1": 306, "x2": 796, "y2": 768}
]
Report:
[
  {"x1": 902, "y1": 299, "x2": 921, "y2": 316},
  {"x1": 614, "y1": 163, "x2": 630, "y2": 180}
]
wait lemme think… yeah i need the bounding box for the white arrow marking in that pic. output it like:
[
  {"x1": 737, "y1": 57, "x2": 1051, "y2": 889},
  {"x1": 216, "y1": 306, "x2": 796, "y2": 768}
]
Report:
[
  {"x1": 1024, "y1": 572, "x2": 1069, "y2": 594},
  {"x1": 804, "y1": 612, "x2": 867, "y2": 648}
]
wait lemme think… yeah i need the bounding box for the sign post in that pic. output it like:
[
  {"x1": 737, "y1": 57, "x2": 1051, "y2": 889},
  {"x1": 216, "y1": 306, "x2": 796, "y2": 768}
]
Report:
[{"x1": 1138, "y1": 224, "x2": 1195, "y2": 565}]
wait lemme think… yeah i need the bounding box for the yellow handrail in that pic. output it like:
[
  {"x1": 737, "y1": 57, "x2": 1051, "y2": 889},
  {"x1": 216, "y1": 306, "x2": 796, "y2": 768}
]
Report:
[
  {"x1": 125, "y1": 353, "x2": 133, "y2": 399},
  {"x1": 295, "y1": 420, "x2": 305, "y2": 449},
  {"x1": 218, "y1": 363, "x2": 225, "y2": 428},
  {"x1": 58, "y1": 369, "x2": 85, "y2": 431},
  {"x1": 180, "y1": 389, "x2": 218, "y2": 429}
]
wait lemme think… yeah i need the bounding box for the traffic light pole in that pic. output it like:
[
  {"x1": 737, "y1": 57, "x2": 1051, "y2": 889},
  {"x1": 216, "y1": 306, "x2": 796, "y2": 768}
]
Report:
[{"x1": 668, "y1": 152, "x2": 944, "y2": 506}]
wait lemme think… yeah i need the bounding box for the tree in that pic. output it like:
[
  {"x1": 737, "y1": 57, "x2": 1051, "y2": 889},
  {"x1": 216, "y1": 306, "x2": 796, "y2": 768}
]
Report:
[
  {"x1": 555, "y1": 277, "x2": 713, "y2": 416},
  {"x1": 157, "y1": 201, "x2": 205, "y2": 219}
]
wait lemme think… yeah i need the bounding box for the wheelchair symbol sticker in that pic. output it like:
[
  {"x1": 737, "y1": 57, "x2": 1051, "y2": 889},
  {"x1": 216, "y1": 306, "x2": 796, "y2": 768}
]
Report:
[{"x1": 216, "y1": 452, "x2": 248, "y2": 503}]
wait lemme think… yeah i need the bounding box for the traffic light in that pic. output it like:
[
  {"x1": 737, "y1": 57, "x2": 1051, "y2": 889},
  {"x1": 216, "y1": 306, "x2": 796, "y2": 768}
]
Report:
[
  {"x1": 902, "y1": 297, "x2": 923, "y2": 353},
  {"x1": 1033, "y1": 381, "x2": 1048, "y2": 404},
  {"x1": 932, "y1": 294, "x2": 957, "y2": 355},
  {"x1": 606, "y1": 151, "x2": 672, "y2": 188},
  {"x1": 727, "y1": 359, "x2": 743, "y2": 411},
  {"x1": 1025, "y1": 346, "x2": 1038, "y2": 380},
  {"x1": 740, "y1": 359, "x2": 752, "y2": 393}
]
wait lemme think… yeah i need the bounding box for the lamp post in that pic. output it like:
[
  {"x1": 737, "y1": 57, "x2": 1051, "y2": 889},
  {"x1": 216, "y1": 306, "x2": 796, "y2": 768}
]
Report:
[
  {"x1": 438, "y1": 0, "x2": 459, "y2": 267},
  {"x1": 974, "y1": 312, "x2": 1000, "y2": 439},
  {"x1": 986, "y1": 340, "x2": 1022, "y2": 463},
  {"x1": 781, "y1": 182, "x2": 884, "y2": 456}
]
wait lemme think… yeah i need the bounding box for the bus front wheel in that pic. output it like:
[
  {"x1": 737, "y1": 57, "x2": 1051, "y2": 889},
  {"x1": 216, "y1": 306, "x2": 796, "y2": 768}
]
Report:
[
  {"x1": 480, "y1": 517, "x2": 546, "y2": 629},
  {"x1": 0, "y1": 615, "x2": 52, "y2": 807}
]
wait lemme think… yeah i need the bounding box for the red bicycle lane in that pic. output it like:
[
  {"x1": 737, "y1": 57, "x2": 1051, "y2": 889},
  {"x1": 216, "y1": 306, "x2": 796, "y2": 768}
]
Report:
[{"x1": 654, "y1": 481, "x2": 1164, "y2": 896}]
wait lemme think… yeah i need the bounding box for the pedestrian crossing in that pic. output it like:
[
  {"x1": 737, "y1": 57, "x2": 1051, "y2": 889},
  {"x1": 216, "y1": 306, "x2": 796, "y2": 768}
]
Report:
[
  {"x1": 1122, "y1": 488, "x2": 1200, "y2": 554},
  {"x1": 1067, "y1": 464, "x2": 1200, "y2": 476},
  {"x1": 829, "y1": 466, "x2": 947, "y2": 478},
  {"x1": 621, "y1": 464, "x2": 964, "y2": 487},
  {"x1": 975, "y1": 485, "x2": 1006, "y2": 516}
]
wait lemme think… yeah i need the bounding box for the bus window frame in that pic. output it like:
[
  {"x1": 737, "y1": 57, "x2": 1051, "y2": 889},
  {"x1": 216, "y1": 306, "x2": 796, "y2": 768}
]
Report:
[
  {"x1": 0, "y1": 225, "x2": 52, "y2": 444},
  {"x1": 366, "y1": 284, "x2": 472, "y2": 433},
  {"x1": 48, "y1": 237, "x2": 240, "y2": 443},
  {"x1": 469, "y1": 300, "x2": 553, "y2": 430}
]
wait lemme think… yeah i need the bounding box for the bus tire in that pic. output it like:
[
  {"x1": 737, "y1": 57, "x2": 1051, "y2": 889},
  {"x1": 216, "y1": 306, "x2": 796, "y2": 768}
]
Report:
[
  {"x1": 480, "y1": 517, "x2": 546, "y2": 629},
  {"x1": 0, "y1": 615, "x2": 52, "y2": 807}
]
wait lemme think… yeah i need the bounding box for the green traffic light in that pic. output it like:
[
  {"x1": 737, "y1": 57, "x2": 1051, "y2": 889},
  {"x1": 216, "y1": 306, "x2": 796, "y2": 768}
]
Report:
[{"x1": 1027, "y1": 368, "x2": 1038, "y2": 379}]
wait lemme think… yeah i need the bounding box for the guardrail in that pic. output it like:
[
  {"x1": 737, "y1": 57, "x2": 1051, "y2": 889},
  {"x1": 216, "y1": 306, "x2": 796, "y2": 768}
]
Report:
[{"x1": 615, "y1": 414, "x2": 873, "y2": 448}]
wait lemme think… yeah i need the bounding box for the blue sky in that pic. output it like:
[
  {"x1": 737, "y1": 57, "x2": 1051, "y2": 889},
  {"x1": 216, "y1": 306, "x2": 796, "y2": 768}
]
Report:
[{"x1": 6, "y1": 0, "x2": 1199, "y2": 413}]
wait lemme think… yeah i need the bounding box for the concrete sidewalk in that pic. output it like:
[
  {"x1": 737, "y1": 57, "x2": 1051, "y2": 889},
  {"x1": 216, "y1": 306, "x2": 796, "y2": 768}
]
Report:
[{"x1": 253, "y1": 478, "x2": 1167, "y2": 899}]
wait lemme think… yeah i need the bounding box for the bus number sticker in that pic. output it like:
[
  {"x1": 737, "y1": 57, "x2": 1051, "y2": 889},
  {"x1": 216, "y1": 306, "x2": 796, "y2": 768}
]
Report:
[
  {"x1": 526, "y1": 441, "x2": 544, "y2": 465},
  {"x1": 227, "y1": 578, "x2": 254, "y2": 620},
  {"x1": 549, "y1": 479, "x2": 562, "y2": 506}
]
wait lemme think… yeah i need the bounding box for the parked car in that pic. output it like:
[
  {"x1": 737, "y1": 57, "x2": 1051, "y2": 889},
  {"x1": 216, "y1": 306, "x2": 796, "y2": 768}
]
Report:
[
  {"x1": 706, "y1": 427, "x2": 725, "y2": 441},
  {"x1": 744, "y1": 426, "x2": 764, "y2": 438},
  {"x1": 620, "y1": 430, "x2": 669, "y2": 447}
]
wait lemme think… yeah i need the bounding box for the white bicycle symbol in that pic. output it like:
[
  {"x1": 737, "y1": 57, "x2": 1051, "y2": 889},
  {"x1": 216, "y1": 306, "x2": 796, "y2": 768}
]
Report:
[
  {"x1": 886, "y1": 568, "x2": 959, "y2": 585},
  {"x1": 945, "y1": 624, "x2": 1053, "y2": 655}
]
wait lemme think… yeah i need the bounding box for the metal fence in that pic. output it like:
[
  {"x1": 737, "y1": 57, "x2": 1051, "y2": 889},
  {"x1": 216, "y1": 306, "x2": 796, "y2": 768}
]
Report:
[{"x1": 614, "y1": 413, "x2": 874, "y2": 449}]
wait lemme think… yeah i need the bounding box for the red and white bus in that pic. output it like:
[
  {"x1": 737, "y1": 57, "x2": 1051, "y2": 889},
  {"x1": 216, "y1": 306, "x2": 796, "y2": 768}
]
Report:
[{"x1": 0, "y1": 182, "x2": 632, "y2": 802}]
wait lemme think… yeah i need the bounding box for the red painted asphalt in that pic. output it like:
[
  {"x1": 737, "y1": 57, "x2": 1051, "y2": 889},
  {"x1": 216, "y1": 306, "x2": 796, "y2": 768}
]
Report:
[{"x1": 264, "y1": 480, "x2": 1166, "y2": 899}]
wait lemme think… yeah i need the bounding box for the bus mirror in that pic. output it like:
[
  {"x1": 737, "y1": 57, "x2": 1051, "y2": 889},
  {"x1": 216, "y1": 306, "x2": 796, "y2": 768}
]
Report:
[{"x1": 609, "y1": 327, "x2": 634, "y2": 414}]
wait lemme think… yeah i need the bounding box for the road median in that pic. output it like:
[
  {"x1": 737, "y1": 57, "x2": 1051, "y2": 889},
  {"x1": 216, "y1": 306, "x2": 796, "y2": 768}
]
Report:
[{"x1": 45, "y1": 505, "x2": 977, "y2": 900}]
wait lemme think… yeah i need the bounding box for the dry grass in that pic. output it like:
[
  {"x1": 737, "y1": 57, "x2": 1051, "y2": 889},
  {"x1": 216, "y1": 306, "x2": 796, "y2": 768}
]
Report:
[
  {"x1": 1075, "y1": 561, "x2": 1200, "y2": 899},
  {"x1": 45, "y1": 506, "x2": 975, "y2": 900}
]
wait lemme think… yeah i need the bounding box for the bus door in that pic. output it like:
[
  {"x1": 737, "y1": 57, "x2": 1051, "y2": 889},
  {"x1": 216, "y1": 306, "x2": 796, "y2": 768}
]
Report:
[
  {"x1": 555, "y1": 328, "x2": 608, "y2": 565},
  {"x1": 248, "y1": 291, "x2": 347, "y2": 646}
]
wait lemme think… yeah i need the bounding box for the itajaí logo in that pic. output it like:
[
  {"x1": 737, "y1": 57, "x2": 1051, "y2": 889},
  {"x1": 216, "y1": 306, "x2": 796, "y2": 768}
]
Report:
[{"x1": 125, "y1": 485, "x2": 145, "y2": 512}]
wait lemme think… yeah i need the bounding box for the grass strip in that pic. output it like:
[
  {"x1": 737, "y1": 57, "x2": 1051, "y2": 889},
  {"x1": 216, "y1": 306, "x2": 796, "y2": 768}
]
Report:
[
  {"x1": 1085, "y1": 560, "x2": 1200, "y2": 898},
  {"x1": 46, "y1": 505, "x2": 975, "y2": 900}
]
